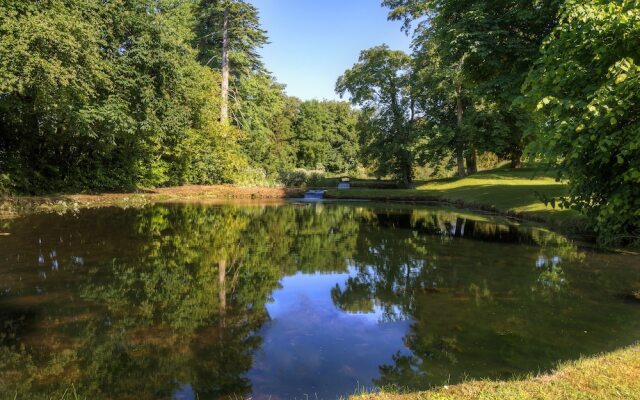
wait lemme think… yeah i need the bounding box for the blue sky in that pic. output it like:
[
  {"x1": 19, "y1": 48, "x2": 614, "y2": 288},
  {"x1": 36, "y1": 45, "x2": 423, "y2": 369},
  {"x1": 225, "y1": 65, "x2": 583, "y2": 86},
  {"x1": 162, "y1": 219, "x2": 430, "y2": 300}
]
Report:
[{"x1": 249, "y1": 0, "x2": 412, "y2": 100}]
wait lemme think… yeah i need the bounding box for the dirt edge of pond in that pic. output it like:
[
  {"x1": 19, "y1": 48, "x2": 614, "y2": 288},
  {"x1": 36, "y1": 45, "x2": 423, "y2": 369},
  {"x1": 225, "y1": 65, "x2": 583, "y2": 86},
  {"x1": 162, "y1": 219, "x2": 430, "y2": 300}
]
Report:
[{"x1": 0, "y1": 185, "x2": 305, "y2": 217}]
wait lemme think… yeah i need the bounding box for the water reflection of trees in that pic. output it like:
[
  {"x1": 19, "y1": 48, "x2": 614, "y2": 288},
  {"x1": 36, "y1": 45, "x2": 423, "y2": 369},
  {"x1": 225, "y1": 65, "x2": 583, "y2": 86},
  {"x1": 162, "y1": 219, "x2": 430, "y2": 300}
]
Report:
[
  {"x1": 1, "y1": 205, "x2": 637, "y2": 398},
  {"x1": 330, "y1": 210, "x2": 639, "y2": 391},
  {"x1": 0, "y1": 204, "x2": 362, "y2": 398}
]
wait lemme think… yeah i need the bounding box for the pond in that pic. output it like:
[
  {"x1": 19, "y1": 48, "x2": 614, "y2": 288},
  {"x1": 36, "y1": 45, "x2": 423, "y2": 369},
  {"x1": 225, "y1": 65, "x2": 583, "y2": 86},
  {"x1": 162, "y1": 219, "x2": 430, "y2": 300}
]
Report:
[{"x1": 0, "y1": 202, "x2": 639, "y2": 399}]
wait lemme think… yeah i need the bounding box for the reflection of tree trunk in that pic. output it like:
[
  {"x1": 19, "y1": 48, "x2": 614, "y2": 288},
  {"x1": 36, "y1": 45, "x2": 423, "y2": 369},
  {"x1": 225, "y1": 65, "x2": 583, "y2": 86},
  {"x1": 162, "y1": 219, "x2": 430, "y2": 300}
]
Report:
[
  {"x1": 455, "y1": 84, "x2": 467, "y2": 178},
  {"x1": 465, "y1": 219, "x2": 476, "y2": 238},
  {"x1": 455, "y1": 218, "x2": 464, "y2": 237},
  {"x1": 219, "y1": 259, "x2": 227, "y2": 326},
  {"x1": 466, "y1": 147, "x2": 478, "y2": 174},
  {"x1": 220, "y1": 9, "x2": 230, "y2": 124}
]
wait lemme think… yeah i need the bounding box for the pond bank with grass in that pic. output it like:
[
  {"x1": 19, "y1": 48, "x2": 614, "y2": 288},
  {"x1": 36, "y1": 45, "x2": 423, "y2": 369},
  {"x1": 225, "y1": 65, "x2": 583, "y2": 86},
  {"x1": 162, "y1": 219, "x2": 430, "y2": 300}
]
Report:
[
  {"x1": 324, "y1": 167, "x2": 589, "y2": 236},
  {"x1": 353, "y1": 344, "x2": 640, "y2": 400}
]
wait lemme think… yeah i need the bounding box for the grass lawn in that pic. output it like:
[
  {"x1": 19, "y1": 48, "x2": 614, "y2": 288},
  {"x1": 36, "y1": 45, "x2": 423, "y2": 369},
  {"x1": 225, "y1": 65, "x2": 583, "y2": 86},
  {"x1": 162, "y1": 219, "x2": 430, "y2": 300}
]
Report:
[
  {"x1": 352, "y1": 344, "x2": 640, "y2": 400},
  {"x1": 326, "y1": 166, "x2": 586, "y2": 230}
]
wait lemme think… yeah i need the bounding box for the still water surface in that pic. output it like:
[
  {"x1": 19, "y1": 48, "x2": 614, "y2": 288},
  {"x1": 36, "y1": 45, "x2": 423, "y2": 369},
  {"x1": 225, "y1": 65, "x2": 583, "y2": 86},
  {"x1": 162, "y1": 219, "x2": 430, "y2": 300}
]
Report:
[{"x1": 0, "y1": 203, "x2": 639, "y2": 399}]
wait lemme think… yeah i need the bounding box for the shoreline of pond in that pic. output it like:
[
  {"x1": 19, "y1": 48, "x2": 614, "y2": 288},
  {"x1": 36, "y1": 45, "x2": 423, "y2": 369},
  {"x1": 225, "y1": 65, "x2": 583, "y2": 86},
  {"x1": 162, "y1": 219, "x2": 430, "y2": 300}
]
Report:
[
  {"x1": 3, "y1": 186, "x2": 638, "y2": 255},
  {"x1": 352, "y1": 344, "x2": 640, "y2": 400},
  {"x1": 0, "y1": 185, "x2": 305, "y2": 218},
  {"x1": 323, "y1": 190, "x2": 594, "y2": 239}
]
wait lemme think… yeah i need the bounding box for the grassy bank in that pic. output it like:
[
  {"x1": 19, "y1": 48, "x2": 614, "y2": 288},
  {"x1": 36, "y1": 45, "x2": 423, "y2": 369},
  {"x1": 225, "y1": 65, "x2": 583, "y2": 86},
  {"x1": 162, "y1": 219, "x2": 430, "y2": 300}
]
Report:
[
  {"x1": 1, "y1": 167, "x2": 588, "y2": 235},
  {"x1": 325, "y1": 167, "x2": 587, "y2": 232},
  {"x1": 353, "y1": 344, "x2": 640, "y2": 400}
]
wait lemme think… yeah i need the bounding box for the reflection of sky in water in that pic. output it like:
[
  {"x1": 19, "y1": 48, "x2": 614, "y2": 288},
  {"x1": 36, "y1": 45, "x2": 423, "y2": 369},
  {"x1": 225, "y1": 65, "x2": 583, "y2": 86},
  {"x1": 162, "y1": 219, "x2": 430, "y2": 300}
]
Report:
[
  {"x1": 251, "y1": 269, "x2": 412, "y2": 399},
  {"x1": 173, "y1": 384, "x2": 195, "y2": 400},
  {"x1": 6, "y1": 205, "x2": 634, "y2": 400},
  {"x1": 174, "y1": 268, "x2": 412, "y2": 400}
]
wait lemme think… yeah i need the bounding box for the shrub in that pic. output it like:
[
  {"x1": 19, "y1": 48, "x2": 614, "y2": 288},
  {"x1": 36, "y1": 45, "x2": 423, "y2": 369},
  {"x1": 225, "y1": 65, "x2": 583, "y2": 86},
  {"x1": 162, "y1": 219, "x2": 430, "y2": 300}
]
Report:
[
  {"x1": 234, "y1": 167, "x2": 276, "y2": 187},
  {"x1": 278, "y1": 169, "x2": 329, "y2": 187},
  {"x1": 476, "y1": 152, "x2": 501, "y2": 171},
  {"x1": 0, "y1": 174, "x2": 12, "y2": 196}
]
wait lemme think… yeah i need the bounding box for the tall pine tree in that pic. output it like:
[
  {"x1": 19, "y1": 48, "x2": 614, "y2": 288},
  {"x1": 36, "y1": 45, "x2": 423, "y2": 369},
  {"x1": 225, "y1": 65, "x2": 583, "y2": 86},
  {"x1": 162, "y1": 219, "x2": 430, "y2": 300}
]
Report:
[{"x1": 196, "y1": 0, "x2": 268, "y2": 124}]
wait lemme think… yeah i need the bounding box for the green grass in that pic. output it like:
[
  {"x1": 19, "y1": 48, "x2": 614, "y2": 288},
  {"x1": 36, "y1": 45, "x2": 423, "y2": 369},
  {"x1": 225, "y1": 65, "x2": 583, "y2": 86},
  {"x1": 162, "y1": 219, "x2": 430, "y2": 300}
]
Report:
[
  {"x1": 325, "y1": 166, "x2": 586, "y2": 231},
  {"x1": 352, "y1": 344, "x2": 640, "y2": 400}
]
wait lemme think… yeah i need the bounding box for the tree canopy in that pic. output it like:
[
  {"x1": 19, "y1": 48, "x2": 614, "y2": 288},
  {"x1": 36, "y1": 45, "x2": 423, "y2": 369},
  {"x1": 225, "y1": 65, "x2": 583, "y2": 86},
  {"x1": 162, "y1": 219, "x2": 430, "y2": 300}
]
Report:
[
  {"x1": 337, "y1": 45, "x2": 417, "y2": 185},
  {"x1": 523, "y1": 0, "x2": 640, "y2": 245},
  {"x1": 0, "y1": 0, "x2": 359, "y2": 193}
]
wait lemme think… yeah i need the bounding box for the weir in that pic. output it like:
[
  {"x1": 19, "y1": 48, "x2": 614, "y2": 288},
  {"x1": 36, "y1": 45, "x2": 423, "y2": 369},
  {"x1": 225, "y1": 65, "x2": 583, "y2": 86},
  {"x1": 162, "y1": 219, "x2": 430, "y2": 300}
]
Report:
[{"x1": 303, "y1": 190, "x2": 327, "y2": 200}]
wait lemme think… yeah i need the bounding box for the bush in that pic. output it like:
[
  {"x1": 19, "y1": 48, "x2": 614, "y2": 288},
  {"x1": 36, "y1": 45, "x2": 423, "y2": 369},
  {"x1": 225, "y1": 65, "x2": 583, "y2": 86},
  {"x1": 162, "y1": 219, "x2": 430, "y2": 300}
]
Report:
[
  {"x1": 476, "y1": 152, "x2": 501, "y2": 171},
  {"x1": 0, "y1": 174, "x2": 12, "y2": 196},
  {"x1": 278, "y1": 169, "x2": 330, "y2": 187},
  {"x1": 350, "y1": 180, "x2": 404, "y2": 189},
  {"x1": 234, "y1": 167, "x2": 277, "y2": 187}
]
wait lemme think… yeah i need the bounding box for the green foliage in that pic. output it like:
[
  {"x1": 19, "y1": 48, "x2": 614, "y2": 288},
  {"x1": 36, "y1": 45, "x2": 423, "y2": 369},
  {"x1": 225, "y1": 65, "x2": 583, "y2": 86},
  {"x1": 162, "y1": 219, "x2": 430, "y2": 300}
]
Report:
[
  {"x1": 375, "y1": 0, "x2": 640, "y2": 244},
  {"x1": 337, "y1": 45, "x2": 417, "y2": 185},
  {"x1": 0, "y1": 0, "x2": 248, "y2": 193},
  {"x1": 278, "y1": 168, "x2": 327, "y2": 187},
  {"x1": 0, "y1": 0, "x2": 361, "y2": 194},
  {"x1": 196, "y1": 0, "x2": 268, "y2": 78},
  {"x1": 234, "y1": 72, "x2": 297, "y2": 175},
  {"x1": 293, "y1": 100, "x2": 360, "y2": 173},
  {"x1": 523, "y1": 0, "x2": 640, "y2": 245},
  {"x1": 383, "y1": 0, "x2": 562, "y2": 173}
]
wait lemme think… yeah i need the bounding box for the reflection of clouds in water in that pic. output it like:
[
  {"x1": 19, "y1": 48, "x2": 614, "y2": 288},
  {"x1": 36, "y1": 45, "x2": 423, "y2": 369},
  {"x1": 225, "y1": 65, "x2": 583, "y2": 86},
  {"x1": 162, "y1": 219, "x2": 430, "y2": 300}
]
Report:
[
  {"x1": 535, "y1": 255, "x2": 567, "y2": 292},
  {"x1": 172, "y1": 384, "x2": 195, "y2": 400},
  {"x1": 536, "y1": 255, "x2": 563, "y2": 268},
  {"x1": 71, "y1": 256, "x2": 84, "y2": 266},
  {"x1": 250, "y1": 271, "x2": 411, "y2": 400}
]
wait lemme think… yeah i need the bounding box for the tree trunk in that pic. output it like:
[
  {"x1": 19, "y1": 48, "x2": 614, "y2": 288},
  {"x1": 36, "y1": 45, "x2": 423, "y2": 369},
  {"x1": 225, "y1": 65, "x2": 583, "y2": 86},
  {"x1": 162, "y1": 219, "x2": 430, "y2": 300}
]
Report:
[
  {"x1": 466, "y1": 147, "x2": 478, "y2": 175},
  {"x1": 455, "y1": 84, "x2": 467, "y2": 178},
  {"x1": 456, "y1": 147, "x2": 466, "y2": 178},
  {"x1": 401, "y1": 162, "x2": 413, "y2": 188},
  {"x1": 220, "y1": 9, "x2": 230, "y2": 124},
  {"x1": 510, "y1": 147, "x2": 523, "y2": 169}
]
